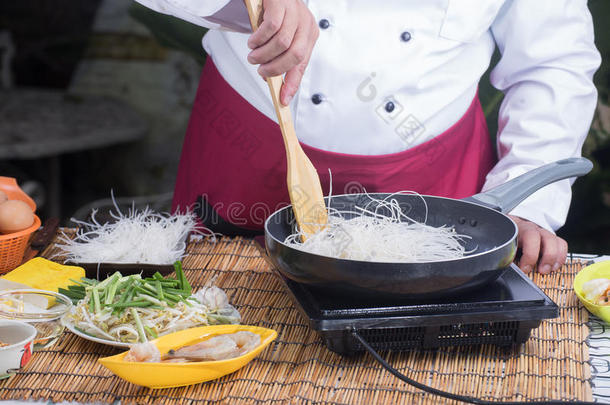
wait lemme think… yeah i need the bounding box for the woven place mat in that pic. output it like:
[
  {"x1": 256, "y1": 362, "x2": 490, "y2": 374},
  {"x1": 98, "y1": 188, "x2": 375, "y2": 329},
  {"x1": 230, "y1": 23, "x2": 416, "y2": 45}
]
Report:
[{"x1": 0, "y1": 235, "x2": 592, "y2": 404}]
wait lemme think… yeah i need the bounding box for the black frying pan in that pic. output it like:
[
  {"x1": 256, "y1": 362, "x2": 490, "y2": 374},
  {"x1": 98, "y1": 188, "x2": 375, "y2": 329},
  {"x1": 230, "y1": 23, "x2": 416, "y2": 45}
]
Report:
[{"x1": 264, "y1": 158, "x2": 593, "y2": 299}]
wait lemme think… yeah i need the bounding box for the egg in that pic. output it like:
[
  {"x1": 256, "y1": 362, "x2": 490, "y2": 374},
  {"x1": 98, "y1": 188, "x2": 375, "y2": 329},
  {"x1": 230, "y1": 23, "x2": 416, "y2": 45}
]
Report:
[
  {"x1": 0, "y1": 191, "x2": 7, "y2": 204},
  {"x1": 0, "y1": 200, "x2": 35, "y2": 234}
]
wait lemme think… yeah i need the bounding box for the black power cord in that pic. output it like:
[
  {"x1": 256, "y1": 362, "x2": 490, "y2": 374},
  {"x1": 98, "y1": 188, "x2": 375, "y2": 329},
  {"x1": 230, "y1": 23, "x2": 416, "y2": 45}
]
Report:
[{"x1": 351, "y1": 329, "x2": 597, "y2": 405}]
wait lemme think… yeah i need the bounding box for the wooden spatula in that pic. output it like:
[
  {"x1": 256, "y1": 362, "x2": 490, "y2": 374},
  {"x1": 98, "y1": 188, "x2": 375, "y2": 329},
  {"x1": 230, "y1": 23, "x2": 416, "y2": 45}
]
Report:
[{"x1": 244, "y1": 0, "x2": 328, "y2": 239}]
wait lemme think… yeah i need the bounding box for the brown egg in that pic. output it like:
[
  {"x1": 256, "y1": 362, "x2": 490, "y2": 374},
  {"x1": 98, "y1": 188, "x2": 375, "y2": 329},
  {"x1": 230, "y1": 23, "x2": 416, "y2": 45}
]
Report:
[
  {"x1": 0, "y1": 200, "x2": 35, "y2": 234},
  {"x1": 0, "y1": 191, "x2": 7, "y2": 204}
]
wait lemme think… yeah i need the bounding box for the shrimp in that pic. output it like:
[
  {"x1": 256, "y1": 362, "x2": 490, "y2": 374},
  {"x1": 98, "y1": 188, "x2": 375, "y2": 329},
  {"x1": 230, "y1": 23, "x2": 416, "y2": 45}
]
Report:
[
  {"x1": 124, "y1": 342, "x2": 161, "y2": 362},
  {"x1": 227, "y1": 331, "x2": 261, "y2": 356},
  {"x1": 162, "y1": 331, "x2": 260, "y2": 362},
  {"x1": 124, "y1": 332, "x2": 262, "y2": 363},
  {"x1": 163, "y1": 335, "x2": 237, "y2": 361}
]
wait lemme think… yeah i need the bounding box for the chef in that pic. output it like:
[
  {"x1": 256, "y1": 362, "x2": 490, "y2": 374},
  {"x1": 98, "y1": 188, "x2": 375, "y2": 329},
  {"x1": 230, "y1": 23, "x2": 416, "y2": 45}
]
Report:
[{"x1": 135, "y1": 0, "x2": 600, "y2": 274}]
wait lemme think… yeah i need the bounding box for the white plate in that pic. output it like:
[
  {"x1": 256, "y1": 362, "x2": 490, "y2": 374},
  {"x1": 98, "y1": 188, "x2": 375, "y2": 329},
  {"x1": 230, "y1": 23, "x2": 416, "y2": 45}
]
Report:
[{"x1": 61, "y1": 315, "x2": 131, "y2": 348}]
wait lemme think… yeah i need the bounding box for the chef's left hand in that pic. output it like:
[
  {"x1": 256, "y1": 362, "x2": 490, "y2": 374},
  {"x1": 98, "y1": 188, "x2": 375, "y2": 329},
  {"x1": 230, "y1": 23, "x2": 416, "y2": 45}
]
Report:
[{"x1": 510, "y1": 215, "x2": 568, "y2": 275}]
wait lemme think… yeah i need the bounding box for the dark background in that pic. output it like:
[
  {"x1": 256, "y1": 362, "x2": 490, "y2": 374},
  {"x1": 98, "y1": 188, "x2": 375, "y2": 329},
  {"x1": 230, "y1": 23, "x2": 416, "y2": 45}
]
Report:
[{"x1": 0, "y1": 0, "x2": 608, "y2": 253}]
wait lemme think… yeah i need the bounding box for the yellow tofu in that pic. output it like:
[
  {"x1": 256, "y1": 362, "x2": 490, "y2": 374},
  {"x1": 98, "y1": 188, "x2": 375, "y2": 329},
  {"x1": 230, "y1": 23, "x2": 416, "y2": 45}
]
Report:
[{"x1": 1, "y1": 258, "x2": 85, "y2": 306}]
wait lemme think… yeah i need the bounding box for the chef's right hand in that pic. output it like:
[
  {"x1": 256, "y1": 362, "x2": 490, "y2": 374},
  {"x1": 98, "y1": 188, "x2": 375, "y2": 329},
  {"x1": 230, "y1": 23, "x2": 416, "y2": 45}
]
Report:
[{"x1": 246, "y1": 0, "x2": 319, "y2": 106}]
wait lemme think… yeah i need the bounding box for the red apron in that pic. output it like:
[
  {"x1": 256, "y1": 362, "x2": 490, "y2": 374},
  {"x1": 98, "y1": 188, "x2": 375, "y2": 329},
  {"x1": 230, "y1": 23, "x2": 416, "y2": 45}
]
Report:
[{"x1": 173, "y1": 59, "x2": 496, "y2": 231}]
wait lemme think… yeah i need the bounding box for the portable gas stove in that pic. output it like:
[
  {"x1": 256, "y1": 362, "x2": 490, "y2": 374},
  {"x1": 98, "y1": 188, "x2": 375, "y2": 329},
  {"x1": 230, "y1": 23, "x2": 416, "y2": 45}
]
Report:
[{"x1": 276, "y1": 264, "x2": 558, "y2": 355}]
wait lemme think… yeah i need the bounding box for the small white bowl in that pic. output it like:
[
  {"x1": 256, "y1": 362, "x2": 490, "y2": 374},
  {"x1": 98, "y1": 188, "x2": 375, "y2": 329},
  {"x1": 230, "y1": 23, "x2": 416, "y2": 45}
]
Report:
[{"x1": 0, "y1": 319, "x2": 37, "y2": 379}]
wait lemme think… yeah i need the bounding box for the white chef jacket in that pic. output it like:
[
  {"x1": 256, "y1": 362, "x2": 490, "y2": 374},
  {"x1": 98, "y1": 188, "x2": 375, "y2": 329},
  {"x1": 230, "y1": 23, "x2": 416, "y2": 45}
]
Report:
[{"x1": 136, "y1": 0, "x2": 600, "y2": 232}]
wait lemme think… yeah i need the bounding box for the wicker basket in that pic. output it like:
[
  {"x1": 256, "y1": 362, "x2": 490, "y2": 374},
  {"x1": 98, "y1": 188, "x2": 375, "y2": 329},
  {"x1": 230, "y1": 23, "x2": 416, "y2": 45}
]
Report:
[{"x1": 0, "y1": 177, "x2": 40, "y2": 274}]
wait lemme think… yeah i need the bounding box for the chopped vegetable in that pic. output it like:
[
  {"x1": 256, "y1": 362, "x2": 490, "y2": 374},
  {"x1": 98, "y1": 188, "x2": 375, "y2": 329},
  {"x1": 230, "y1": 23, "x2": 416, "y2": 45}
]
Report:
[{"x1": 64, "y1": 263, "x2": 241, "y2": 343}]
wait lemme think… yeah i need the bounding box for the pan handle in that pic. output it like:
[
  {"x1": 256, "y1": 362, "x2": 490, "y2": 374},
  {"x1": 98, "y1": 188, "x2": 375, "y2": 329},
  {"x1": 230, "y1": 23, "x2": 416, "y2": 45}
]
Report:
[{"x1": 463, "y1": 157, "x2": 593, "y2": 213}]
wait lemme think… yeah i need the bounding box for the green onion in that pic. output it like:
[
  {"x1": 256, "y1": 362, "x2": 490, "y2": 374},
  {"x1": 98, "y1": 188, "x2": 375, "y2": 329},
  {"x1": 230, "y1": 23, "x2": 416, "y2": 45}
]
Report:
[
  {"x1": 104, "y1": 276, "x2": 121, "y2": 305},
  {"x1": 162, "y1": 291, "x2": 181, "y2": 302},
  {"x1": 130, "y1": 308, "x2": 147, "y2": 343},
  {"x1": 96, "y1": 272, "x2": 121, "y2": 291},
  {"x1": 144, "y1": 325, "x2": 158, "y2": 339},
  {"x1": 133, "y1": 285, "x2": 156, "y2": 297},
  {"x1": 69, "y1": 278, "x2": 96, "y2": 287},
  {"x1": 92, "y1": 288, "x2": 101, "y2": 313},
  {"x1": 156, "y1": 280, "x2": 164, "y2": 301},
  {"x1": 58, "y1": 287, "x2": 85, "y2": 304},
  {"x1": 110, "y1": 300, "x2": 152, "y2": 308},
  {"x1": 136, "y1": 294, "x2": 163, "y2": 306},
  {"x1": 141, "y1": 283, "x2": 158, "y2": 295},
  {"x1": 173, "y1": 261, "x2": 191, "y2": 295},
  {"x1": 116, "y1": 279, "x2": 135, "y2": 303},
  {"x1": 75, "y1": 266, "x2": 197, "y2": 318},
  {"x1": 173, "y1": 261, "x2": 183, "y2": 290}
]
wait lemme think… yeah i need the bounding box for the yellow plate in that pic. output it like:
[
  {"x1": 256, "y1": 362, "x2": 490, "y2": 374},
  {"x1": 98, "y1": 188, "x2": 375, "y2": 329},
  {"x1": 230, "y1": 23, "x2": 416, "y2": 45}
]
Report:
[
  {"x1": 98, "y1": 324, "x2": 277, "y2": 388},
  {"x1": 573, "y1": 260, "x2": 610, "y2": 322}
]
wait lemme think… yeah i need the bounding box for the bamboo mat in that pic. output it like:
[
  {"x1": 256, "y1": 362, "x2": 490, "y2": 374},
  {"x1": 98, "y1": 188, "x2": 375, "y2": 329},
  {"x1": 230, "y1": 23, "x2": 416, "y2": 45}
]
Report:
[{"x1": 0, "y1": 235, "x2": 592, "y2": 404}]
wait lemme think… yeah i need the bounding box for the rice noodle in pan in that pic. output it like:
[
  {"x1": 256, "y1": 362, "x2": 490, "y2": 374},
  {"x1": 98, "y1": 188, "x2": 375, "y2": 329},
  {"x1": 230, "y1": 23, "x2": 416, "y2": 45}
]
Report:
[{"x1": 285, "y1": 190, "x2": 475, "y2": 263}]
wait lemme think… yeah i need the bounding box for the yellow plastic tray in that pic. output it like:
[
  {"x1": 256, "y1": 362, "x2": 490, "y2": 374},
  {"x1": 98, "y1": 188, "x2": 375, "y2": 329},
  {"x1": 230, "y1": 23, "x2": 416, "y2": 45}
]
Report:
[
  {"x1": 573, "y1": 260, "x2": 610, "y2": 322},
  {"x1": 98, "y1": 324, "x2": 277, "y2": 388}
]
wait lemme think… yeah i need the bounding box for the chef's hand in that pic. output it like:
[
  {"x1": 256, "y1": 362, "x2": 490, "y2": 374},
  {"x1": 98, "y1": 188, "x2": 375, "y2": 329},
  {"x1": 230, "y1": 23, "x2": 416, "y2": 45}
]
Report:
[
  {"x1": 510, "y1": 215, "x2": 568, "y2": 275},
  {"x1": 246, "y1": 0, "x2": 319, "y2": 106}
]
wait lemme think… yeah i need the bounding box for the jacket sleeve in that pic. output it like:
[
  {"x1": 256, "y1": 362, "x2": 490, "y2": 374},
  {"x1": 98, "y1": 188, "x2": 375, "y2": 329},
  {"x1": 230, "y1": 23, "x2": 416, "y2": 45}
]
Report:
[
  {"x1": 484, "y1": 0, "x2": 601, "y2": 231},
  {"x1": 133, "y1": 0, "x2": 252, "y2": 32}
]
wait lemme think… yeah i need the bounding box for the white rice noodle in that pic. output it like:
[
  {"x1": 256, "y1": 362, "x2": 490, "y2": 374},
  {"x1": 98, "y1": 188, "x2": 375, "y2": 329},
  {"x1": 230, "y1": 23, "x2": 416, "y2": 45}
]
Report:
[
  {"x1": 56, "y1": 194, "x2": 216, "y2": 265},
  {"x1": 285, "y1": 191, "x2": 474, "y2": 263}
]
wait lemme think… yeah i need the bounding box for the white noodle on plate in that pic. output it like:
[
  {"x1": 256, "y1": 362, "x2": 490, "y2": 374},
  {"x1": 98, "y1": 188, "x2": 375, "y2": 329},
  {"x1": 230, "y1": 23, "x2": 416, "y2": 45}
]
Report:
[{"x1": 56, "y1": 197, "x2": 213, "y2": 265}]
